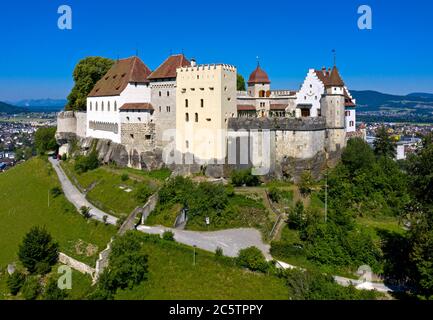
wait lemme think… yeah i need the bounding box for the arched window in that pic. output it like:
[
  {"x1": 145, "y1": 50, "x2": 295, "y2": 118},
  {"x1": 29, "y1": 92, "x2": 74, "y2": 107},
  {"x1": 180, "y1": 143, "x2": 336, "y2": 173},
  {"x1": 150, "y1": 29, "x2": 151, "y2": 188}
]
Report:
[
  {"x1": 167, "y1": 91, "x2": 170, "y2": 97},
  {"x1": 107, "y1": 101, "x2": 110, "y2": 111},
  {"x1": 195, "y1": 113, "x2": 198, "y2": 122},
  {"x1": 95, "y1": 102, "x2": 98, "y2": 111},
  {"x1": 101, "y1": 101, "x2": 104, "y2": 111},
  {"x1": 185, "y1": 113, "x2": 189, "y2": 122},
  {"x1": 185, "y1": 99, "x2": 189, "y2": 107},
  {"x1": 200, "y1": 99, "x2": 204, "y2": 108},
  {"x1": 159, "y1": 91, "x2": 162, "y2": 97}
]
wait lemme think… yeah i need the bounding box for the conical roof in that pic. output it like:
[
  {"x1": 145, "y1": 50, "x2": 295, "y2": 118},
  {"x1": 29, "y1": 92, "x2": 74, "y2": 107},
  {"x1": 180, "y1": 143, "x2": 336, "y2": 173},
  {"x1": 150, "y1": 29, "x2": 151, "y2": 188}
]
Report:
[{"x1": 248, "y1": 64, "x2": 270, "y2": 84}]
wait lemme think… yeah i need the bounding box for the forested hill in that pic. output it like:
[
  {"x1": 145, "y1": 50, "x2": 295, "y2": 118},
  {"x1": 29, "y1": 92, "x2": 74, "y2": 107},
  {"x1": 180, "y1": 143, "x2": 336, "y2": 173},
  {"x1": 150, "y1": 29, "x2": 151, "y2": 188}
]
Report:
[{"x1": 0, "y1": 101, "x2": 28, "y2": 114}]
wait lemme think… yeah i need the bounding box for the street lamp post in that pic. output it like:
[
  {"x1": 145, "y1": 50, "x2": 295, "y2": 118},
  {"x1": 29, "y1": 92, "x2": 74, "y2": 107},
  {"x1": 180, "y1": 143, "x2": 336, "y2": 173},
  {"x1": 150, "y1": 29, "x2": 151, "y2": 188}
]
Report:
[
  {"x1": 193, "y1": 245, "x2": 196, "y2": 266},
  {"x1": 324, "y1": 170, "x2": 328, "y2": 223}
]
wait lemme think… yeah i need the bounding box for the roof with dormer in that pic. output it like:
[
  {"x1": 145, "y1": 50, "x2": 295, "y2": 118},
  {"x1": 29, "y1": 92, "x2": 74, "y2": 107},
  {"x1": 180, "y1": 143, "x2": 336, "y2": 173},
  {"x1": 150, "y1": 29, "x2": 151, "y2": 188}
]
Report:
[
  {"x1": 88, "y1": 56, "x2": 152, "y2": 97},
  {"x1": 248, "y1": 64, "x2": 271, "y2": 85},
  {"x1": 148, "y1": 54, "x2": 191, "y2": 80}
]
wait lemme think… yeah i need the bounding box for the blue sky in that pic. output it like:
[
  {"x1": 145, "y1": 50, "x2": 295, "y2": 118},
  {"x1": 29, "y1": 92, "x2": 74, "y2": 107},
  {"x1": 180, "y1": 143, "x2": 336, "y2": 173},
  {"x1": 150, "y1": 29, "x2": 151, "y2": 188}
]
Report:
[{"x1": 0, "y1": 0, "x2": 432, "y2": 101}]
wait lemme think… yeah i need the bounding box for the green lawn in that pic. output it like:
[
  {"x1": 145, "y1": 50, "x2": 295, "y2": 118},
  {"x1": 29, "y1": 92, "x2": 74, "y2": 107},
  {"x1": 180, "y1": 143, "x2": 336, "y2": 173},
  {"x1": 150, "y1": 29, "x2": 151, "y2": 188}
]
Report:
[
  {"x1": 61, "y1": 161, "x2": 162, "y2": 217},
  {"x1": 0, "y1": 157, "x2": 116, "y2": 271},
  {"x1": 115, "y1": 232, "x2": 288, "y2": 300}
]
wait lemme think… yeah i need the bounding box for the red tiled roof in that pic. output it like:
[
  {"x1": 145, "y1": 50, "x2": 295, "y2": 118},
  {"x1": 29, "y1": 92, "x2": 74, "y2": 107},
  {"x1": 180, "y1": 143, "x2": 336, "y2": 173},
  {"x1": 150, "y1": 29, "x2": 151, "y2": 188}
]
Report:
[
  {"x1": 247, "y1": 65, "x2": 270, "y2": 84},
  {"x1": 148, "y1": 54, "x2": 190, "y2": 80},
  {"x1": 237, "y1": 104, "x2": 256, "y2": 111},
  {"x1": 119, "y1": 103, "x2": 154, "y2": 111},
  {"x1": 314, "y1": 66, "x2": 344, "y2": 87},
  {"x1": 344, "y1": 88, "x2": 356, "y2": 107},
  {"x1": 88, "y1": 57, "x2": 152, "y2": 97},
  {"x1": 270, "y1": 104, "x2": 287, "y2": 110}
]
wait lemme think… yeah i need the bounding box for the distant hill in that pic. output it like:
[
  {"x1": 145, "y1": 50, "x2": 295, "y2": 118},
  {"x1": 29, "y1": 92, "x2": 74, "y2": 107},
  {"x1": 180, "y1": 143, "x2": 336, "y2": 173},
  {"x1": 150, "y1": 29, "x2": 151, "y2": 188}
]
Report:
[
  {"x1": 0, "y1": 101, "x2": 28, "y2": 114},
  {"x1": 11, "y1": 98, "x2": 67, "y2": 108},
  {"x1": 351, "y1": 90, "x2": 433, "y2": 114}
]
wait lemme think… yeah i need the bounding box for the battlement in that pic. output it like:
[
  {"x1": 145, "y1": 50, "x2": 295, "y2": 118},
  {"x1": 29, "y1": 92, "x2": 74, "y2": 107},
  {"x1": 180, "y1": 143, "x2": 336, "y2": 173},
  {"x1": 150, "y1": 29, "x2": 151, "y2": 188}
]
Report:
[
  {"x1": 178, "y1": 63, "x2": 236, "y2": 73},
  {"x1": 228, "y1": 117, "x2": 326, "y2": 131},
  {"x1": 57, "y1": 111, "x2": 78, "y2": 119}
]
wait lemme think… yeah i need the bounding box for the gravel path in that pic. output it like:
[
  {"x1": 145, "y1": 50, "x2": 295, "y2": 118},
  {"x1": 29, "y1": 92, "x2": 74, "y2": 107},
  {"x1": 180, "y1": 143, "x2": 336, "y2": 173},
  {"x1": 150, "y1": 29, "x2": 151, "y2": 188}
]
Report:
[{"x1": 49, "y1": 158, "x2": 118, "y2": 225}]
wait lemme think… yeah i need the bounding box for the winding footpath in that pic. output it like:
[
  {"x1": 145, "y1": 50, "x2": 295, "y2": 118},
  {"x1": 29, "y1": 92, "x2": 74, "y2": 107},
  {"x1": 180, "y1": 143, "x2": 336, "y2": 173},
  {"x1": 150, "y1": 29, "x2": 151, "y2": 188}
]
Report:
[
  {"x1": 49, "y1": 158, "x2": 396, "y2": 293},
  {"x1": 49, "y1": 158, "x2": 118, "y2": 225}
]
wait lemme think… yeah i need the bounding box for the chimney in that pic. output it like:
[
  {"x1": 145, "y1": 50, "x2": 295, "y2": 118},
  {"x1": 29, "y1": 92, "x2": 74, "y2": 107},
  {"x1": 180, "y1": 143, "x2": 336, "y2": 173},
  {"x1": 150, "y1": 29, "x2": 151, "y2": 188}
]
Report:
[{"x1": 191, "y1": 59, "x2": 197, "y2": 67}]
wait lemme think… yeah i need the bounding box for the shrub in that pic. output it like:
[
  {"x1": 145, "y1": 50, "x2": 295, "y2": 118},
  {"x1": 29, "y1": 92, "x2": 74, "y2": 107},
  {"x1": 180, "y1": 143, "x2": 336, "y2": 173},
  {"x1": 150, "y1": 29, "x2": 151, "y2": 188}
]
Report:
[
  {"x1": 120, "y1": 173, "x2": 129, "y2": 182},
  {"x1": 22, "y1": 276, "x2": 41, "y2": 300},
  {"x1": 74, "y1": 151, "x2": 100, "y2": 173},
  {"x1": 230, "y1": 169, "x2": 260, "y2": 187},
  {"x1": 61, "y1": 153, "x2": 67, "y2": 161},
  {"x1": 268, "y1": 187, "x2": 281, "y2": 203},
  {"x1": 43, "y1": 278, "x2": 68, "y2": 300},
  {"x1": 162, "y1": 231, "x2": 175, "y2": 241},
  {"x1": 236, "y1": 246, "x2": 269, "y2": 273},
  {"x1": 18, "y1": 226, "x2": 59, "y2": 274},
  {"x1": 215, "y1": 247, "x2": 224, "y2": 257},
  {"x1": 92, "y1": 232, "x2": 149, "y2": 298},
  {"x1": 7, "y1": 272, "x2": 26, "y2": 296},
  {"x1": 299, "y1": 171, "x2": 314, "y2": 197},
  {"x1": 35, "y1": 261, "x2": 52, "y2": 275},
  {"x1": 80, "y1": 206, "x2": 92, "y2": 219},
  {"x1": 134, "y1": 184, "x2": 152, "y2": 204},
  {"x1": 50, "y1": 186, "x2": 62, "y2": 198}
]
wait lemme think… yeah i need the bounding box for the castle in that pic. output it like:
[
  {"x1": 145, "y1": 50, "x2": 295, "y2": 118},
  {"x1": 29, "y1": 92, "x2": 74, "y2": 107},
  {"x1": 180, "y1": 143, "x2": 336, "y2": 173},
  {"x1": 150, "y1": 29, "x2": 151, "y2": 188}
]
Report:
[{"x1": 56, "y1": 54, "x2": 363, "y2": 180}]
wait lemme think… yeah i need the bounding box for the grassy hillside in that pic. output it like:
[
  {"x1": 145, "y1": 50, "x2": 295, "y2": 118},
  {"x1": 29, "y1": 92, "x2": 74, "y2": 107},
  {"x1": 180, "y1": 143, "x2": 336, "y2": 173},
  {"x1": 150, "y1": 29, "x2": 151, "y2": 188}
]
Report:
[
  {"x1": 115, "y1": 232, "x2": 288, "y2": 300},
  {"x1": 60, "y1": 160, "x2": 169, "y2": 218},
  {"x1": 0, "y1": 157, "x2": 116, "y2": 268}
]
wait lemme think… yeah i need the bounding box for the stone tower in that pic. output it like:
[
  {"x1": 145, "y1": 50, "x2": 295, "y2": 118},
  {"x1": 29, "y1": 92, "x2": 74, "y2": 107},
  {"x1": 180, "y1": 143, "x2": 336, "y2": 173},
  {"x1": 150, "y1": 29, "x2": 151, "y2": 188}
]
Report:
[{"x1": 321, "y1": 66, "x2": 347, "y2": 154}]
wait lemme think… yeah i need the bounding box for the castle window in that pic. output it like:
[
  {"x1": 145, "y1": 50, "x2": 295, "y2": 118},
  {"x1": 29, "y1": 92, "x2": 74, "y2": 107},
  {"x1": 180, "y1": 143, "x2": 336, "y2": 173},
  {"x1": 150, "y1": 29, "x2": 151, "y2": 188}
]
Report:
[
  {"x1": 114, "y1": 101, "x2": 117, "y2": 111},
  {"x1": 206, "y1": 118, "x2": 211, "y2": 121},
  {"x1": 195, "y1": 113, "x2": 198, "y2": 122},
  {"x1": 130, "y1": 134, "x2": 134, "y2": 139},
  {"x1": 197, "y1": 75, "x2": 199, "y2": 79},
  {"x1": 89, "y1": 102, "x2": 92, "y2": 111},
  {"x1": 200, "y1": 99, "x2": 204, "y2": 108},
  {"x1": 101, "y1": 102, "x2": 104, "y2": 111},
  {"x1": 138, "y1": 117, "x2": 141, "y2": 122},
  {"x1": 126, "y1": 116, "x2": 130, "y2": 121},
  {"x1": 310, "y1": 84, "x2": 312, "y2": 88},
  {"x1": 186, "y1": 140, "x2": 189, "y2": 148},
  {"x1": 107, "y1": 101, "x2": 110, "y2": 111},
  {"x1": 318, "y1": 109, "x2": 322, "y2": 116},
  {"x1": 185, "y1": 113, "x2": 189, "y2": 122},
  {"x1": 166, "y1": 106, "x2": 170, "y2": 112},
  {"x1": 224, "y1": 86, "x2": 227, "y2": 91},
  {"x1": 167, "y1": 91, "x2": 169, "y2": 97},
  {"x1": 159, "y1": 106, "x2": 162, "y2": 112},
  {"x1": 228, "y1": 97, "x2": 231, "y2": 101},
  {"x1": 349, "y1": 121, "x2": 354, "y2": 127},
  {"x1": 185, "y1": 99, "x2": 189, "y2": 107},
  {"x1": 145, "y1": 134, "x2": 152, "y2": 140},
  {"x1": 95, "y1": 102, "x2": 98, "y2": 111},
  {"x1": 159, "y1": 91, "x2": 162, "y2": 97}
]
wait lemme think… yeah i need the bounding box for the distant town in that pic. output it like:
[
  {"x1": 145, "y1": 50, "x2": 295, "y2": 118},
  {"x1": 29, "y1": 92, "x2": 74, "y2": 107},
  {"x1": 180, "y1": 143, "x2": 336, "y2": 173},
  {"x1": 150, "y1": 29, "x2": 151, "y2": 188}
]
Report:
[{"x1": 0, "y1": 112, "x2": 56, "y2": 172}]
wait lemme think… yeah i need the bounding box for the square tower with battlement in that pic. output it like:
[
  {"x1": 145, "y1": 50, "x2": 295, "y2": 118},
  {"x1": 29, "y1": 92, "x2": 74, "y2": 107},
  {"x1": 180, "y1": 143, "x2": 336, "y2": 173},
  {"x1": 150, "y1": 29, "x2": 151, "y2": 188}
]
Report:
[{"x1": 175, "y1": 63, "x2": 237, "y2": 162}]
